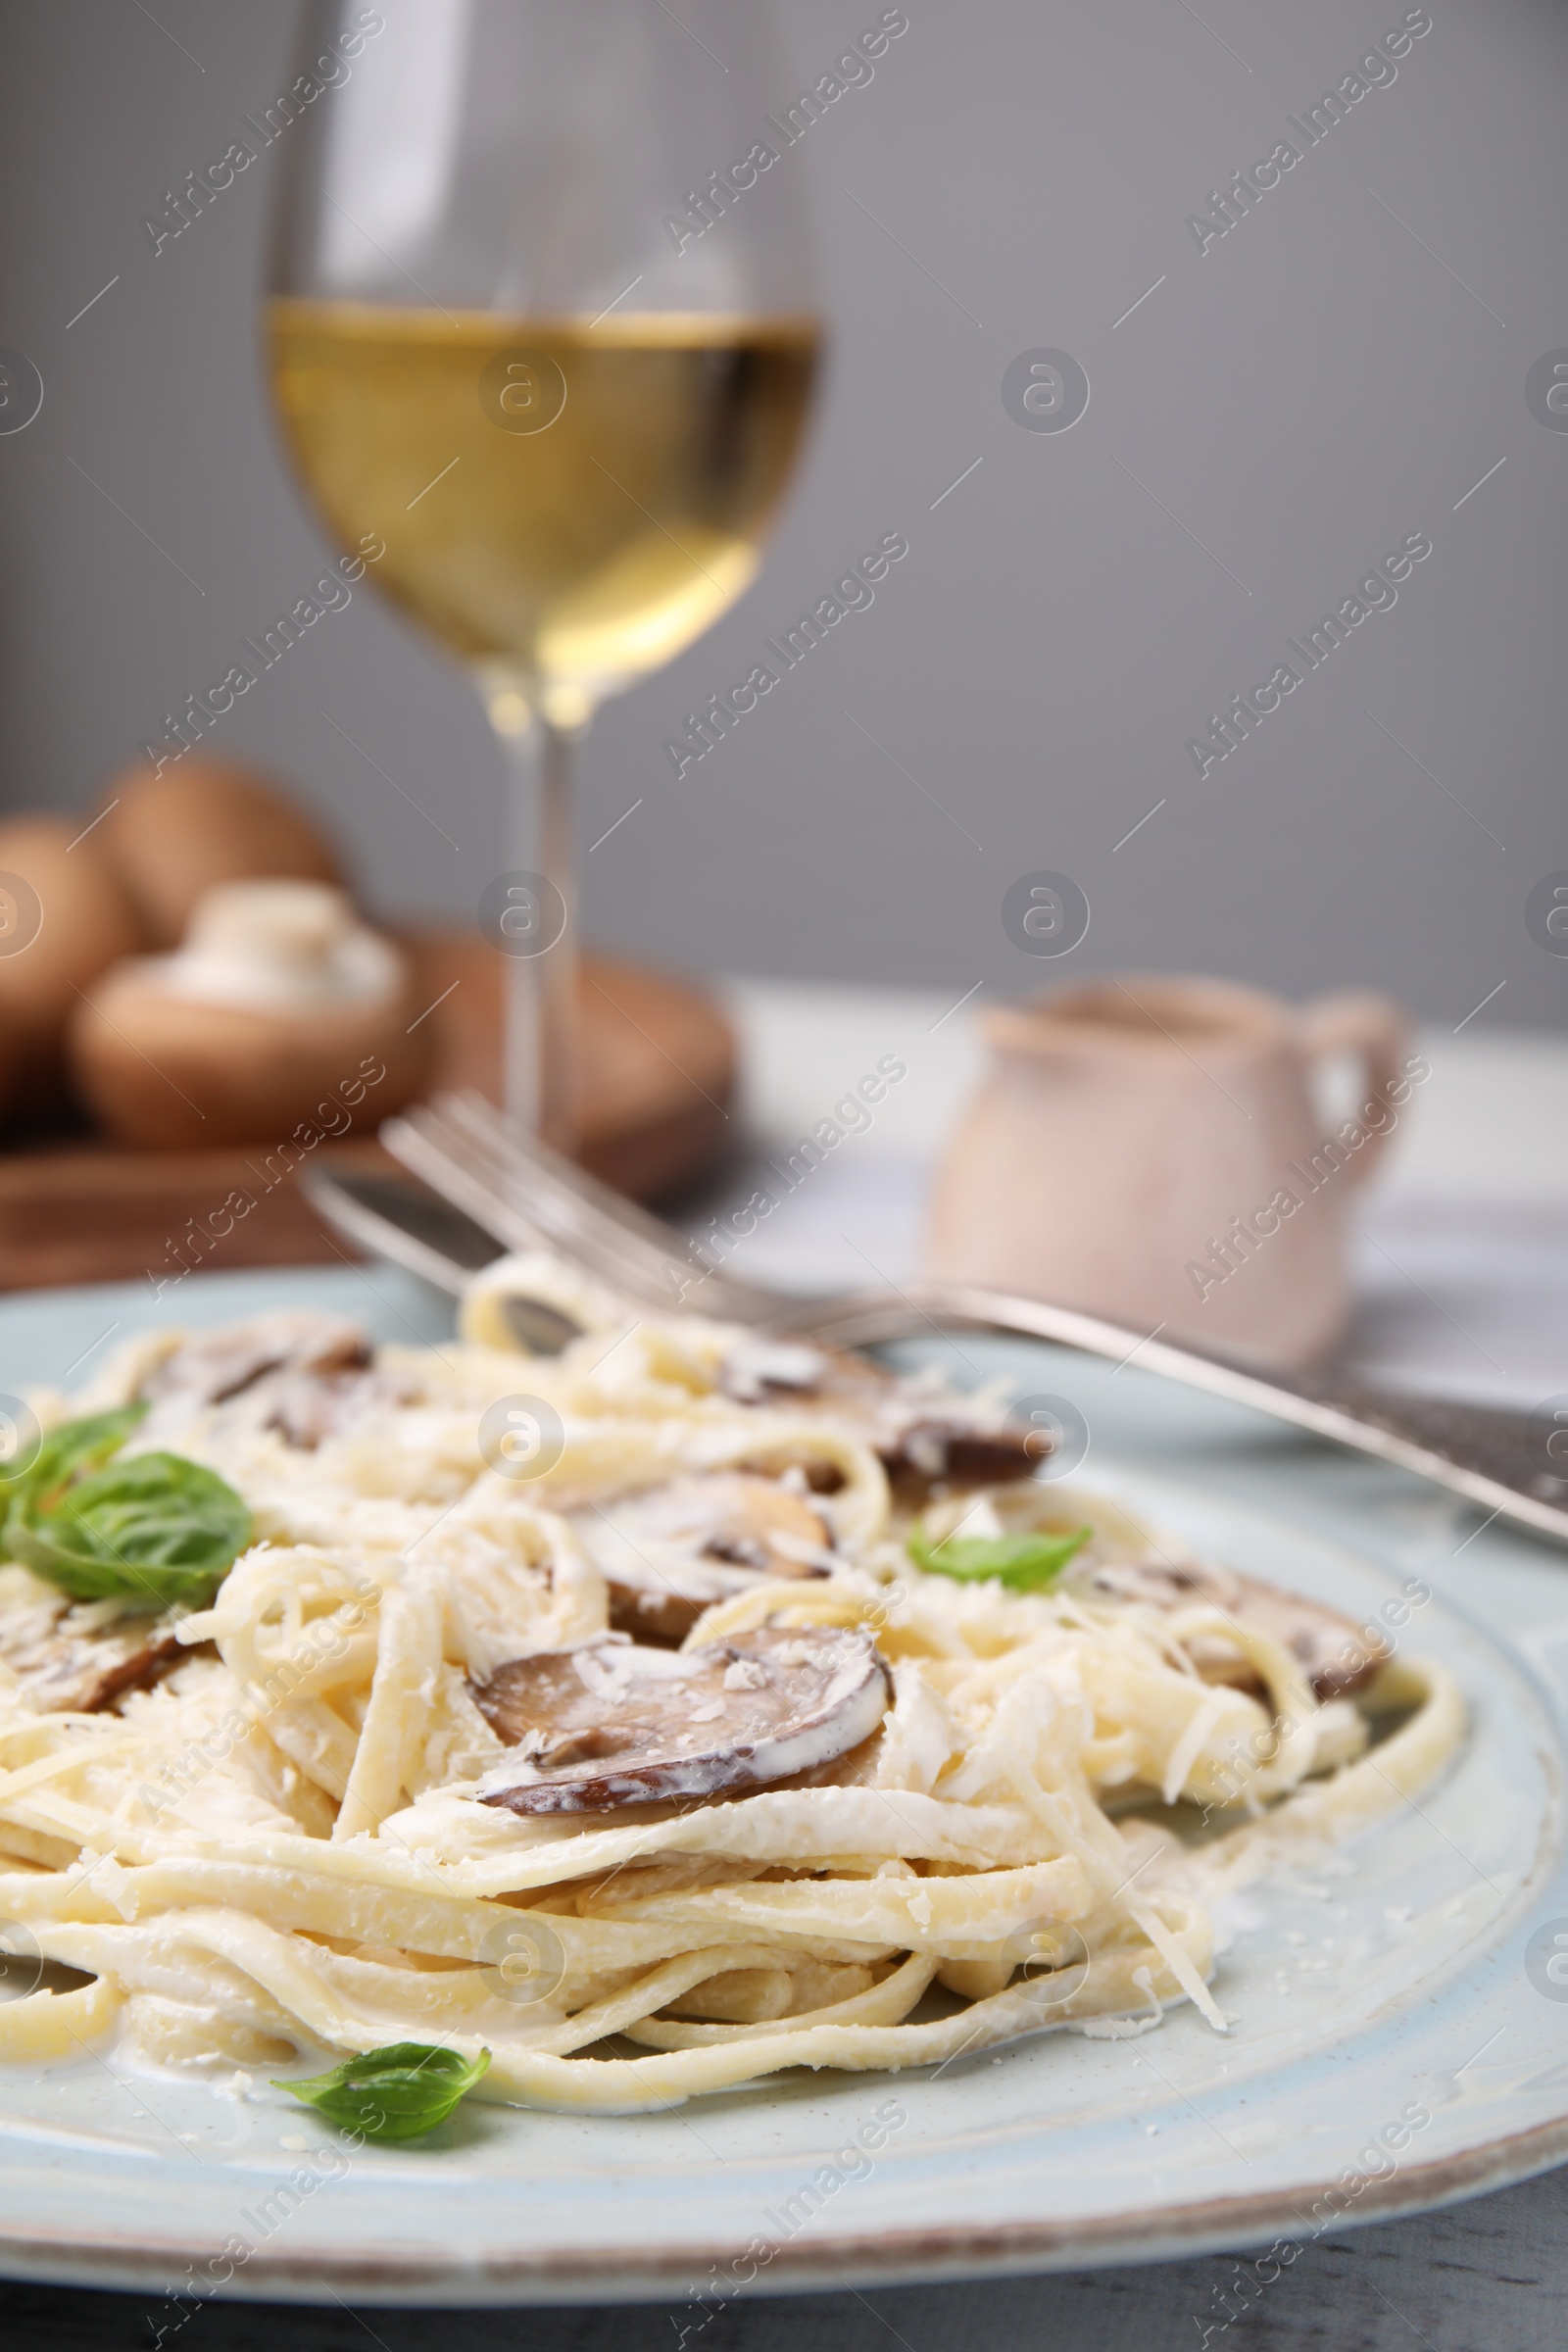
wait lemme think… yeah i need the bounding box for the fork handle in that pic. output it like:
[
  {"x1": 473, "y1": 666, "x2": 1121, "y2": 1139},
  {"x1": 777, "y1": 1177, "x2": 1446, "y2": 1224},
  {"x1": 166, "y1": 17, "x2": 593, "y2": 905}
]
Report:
[{"x1": 785, "y1": 1281, "x2": 1568, "y2": 1552}]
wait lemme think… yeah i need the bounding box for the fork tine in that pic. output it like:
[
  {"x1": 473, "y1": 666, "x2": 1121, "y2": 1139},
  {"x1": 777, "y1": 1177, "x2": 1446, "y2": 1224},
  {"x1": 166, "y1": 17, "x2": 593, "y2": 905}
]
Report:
[
  {"x1": 380, "y1": 1107, "x2": 560, "y2": 1261},
  {"x1": 381, "y1": 1097, "x2": 774, "y2": 1321},
  {"x1": 434, "y1": 1094, "x2": 783, "y2": 1319},
  {"x1": 383, "y1": 1111, "x2": 676, "y2": 1312},
  {"x1": 443, "y1": 1095, "x2": 681, "y2": 1256},
  {"x1": 432, "y1": 1095, "x2": 710, "y2": 1305}
]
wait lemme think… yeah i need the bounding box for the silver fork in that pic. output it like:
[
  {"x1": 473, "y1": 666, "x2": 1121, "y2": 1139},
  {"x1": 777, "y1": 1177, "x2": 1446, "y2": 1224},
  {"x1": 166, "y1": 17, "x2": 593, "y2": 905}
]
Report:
[
  {"x1": 313, "y1": 1092, "x2": 1568, "y2": 1551},
  {"x1": 382, "y1": 1092, "x2": 784, "y2": 1321}
]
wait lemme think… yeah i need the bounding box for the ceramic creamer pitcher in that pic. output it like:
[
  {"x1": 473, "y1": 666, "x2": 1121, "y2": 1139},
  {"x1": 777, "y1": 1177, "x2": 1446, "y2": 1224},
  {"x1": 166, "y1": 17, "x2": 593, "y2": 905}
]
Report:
[{"x1": 926, "y1": 975, "x2": 1418, "y2": 1364}]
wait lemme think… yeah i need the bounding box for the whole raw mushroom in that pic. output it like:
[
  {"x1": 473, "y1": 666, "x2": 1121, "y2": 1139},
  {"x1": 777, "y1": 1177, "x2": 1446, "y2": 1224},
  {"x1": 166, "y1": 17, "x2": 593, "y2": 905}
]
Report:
[
  {"x1": 94, "y1": 754, "x2": 343, "y2": 948},
  {"x1": 68, "y1": 878, "x2": 430, "y2": 1149},
  {"x1": 0, "y1": 813, "x2": 145, "y2": 1110}
]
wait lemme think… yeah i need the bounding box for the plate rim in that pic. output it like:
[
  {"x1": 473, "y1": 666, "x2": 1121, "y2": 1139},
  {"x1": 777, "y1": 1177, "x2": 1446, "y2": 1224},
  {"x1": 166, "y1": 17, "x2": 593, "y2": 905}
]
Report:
[
  {"x1": 0, "y1": 2108, "x2": 1565, "y2": 2304},
  {"x1": 0, "y1": 1264, "x2": 1565, "y2": 2304}
]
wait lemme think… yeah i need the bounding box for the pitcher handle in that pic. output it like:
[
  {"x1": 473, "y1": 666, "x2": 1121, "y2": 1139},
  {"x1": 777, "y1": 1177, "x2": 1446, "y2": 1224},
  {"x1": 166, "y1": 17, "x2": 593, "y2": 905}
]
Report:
[{"x1": 1295, "y1": 991, "x2": 1414, "y2": 1187}]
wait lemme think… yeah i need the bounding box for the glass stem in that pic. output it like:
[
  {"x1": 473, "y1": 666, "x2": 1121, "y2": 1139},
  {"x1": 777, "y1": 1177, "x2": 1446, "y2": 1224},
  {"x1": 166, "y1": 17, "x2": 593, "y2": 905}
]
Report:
[{"x1": 499, "y1": 712, "x2": 578, "y2": 1152}]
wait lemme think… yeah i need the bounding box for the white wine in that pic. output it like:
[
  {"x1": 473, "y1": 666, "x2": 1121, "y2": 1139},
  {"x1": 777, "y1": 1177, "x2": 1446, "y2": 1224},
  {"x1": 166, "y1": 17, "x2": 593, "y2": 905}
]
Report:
[{"x1": 269, "y1": 303, "x2": 820, "y2": 725}]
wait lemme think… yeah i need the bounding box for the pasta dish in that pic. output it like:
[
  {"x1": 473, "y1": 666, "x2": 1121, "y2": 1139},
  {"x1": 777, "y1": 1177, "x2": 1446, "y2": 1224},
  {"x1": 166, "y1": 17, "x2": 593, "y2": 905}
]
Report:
[{"x1": 0, "y1": 1255, "x2": 1462, "y2": 2124}]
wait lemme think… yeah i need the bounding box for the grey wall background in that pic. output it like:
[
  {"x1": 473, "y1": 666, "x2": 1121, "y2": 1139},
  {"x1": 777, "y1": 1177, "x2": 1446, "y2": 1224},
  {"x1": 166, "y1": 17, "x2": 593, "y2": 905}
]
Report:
[{"x1": 0, "y1": 0, "x2": 1564, "y2": 1027}]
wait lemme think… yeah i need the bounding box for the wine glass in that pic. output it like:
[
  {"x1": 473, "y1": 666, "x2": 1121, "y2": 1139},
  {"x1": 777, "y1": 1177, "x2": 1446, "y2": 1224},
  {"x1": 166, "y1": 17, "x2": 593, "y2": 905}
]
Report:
[{"x1": 267, "y1": 0, "x2": 820, "y2": 1147}]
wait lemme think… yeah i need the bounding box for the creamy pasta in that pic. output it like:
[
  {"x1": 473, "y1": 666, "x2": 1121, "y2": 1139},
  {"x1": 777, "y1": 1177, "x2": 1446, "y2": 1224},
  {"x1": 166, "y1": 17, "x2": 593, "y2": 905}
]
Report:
[{"x1": 0, "y1": 1257, "x2": 1463, "y2": 2113}]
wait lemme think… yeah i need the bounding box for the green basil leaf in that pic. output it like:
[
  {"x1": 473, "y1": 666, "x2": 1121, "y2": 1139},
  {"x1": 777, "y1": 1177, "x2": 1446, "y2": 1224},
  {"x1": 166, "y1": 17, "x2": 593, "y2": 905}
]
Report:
[
  {"x1": 907, "y1": 1524, "x2": 1092, "y2": 1592},
  {"x1": 6, "y1": 1443, "x2": 251, "y2": 1610},
  {"x1": 0, "y1": 1404, "x2": 148, "y2": 1513},
  {"x1": 276, "y1": 2042, "x2": 492, "y2": 2142}
]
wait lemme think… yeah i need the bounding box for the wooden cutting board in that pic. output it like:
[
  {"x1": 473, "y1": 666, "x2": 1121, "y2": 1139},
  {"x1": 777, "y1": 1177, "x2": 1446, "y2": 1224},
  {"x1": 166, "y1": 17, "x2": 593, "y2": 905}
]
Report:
[{"x1": 0, "y1": 934, "x2": 734, "y2": 1294}]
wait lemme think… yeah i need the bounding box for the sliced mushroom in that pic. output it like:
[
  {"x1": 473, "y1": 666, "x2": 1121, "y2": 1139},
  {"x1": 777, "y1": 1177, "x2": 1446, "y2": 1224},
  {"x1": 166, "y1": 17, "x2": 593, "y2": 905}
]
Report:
[
  {"x1": 0, "y1": 1570, "x2": 190, "y2": 1714},
  {"x1": 134, "y1": 1312, "x2": 401, "y2": 1451},
  {"x1": 140, "y1": 1311, "x2": 368, "y2": 1407},
  {"x1": 577, "y1": 1472, "x2": 835, "y2": 1643},
  {"x1": 718, "y1": 1336, "x2": 1039, "y2": 1494},
  {"x1": 473, "y1": 1625, "x2": 890, "y2": 1814},
  {"x1": 1079, "y1": 1555, "x2": 1387, "y2": 1700},
  {"x1": 265, "y1": 1348, "x2": 393, "y2": 1451},
  {"x1": 888, "y1": 1418, "x2": 1048, "y2": 1491}
]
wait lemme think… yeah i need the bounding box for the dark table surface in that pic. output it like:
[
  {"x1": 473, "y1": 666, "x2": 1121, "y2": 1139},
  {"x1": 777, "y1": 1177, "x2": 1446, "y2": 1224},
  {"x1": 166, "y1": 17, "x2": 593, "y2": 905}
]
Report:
[{"x1": 7, "y1": 2164, "x2": 1564, "y2": 2352}]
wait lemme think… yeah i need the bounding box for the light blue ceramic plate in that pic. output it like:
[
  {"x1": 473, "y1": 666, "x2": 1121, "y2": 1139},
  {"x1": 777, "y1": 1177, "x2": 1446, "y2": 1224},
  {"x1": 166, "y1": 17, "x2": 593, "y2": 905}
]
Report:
[{"x1": 0, "y1": 1265, "x2": 1565, "y2": 2306}]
